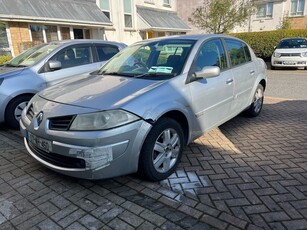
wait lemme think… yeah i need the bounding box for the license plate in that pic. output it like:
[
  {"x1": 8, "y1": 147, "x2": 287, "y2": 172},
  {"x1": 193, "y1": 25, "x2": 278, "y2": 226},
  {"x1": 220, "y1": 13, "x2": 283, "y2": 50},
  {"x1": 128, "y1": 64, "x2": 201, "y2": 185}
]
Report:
[
  {"x1": 28, "y1": 132, "x2": 52, "y2": 153},
  {"x1": 283, "y1": 61, "x2": 296, "y2": 65}
]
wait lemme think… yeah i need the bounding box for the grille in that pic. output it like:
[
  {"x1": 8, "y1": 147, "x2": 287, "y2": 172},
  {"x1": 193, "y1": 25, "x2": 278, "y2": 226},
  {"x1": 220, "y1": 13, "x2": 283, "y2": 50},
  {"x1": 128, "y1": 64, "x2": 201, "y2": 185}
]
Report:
[
  {"x1": 280, "y1": 53, "x2": 301, "y2": 57},
  {"x1": 28, "y1": 141, "x2": 86, "y2": 169},
  {"x1": 26, "y1": 104, "x2": 35, "y2": 120},
  {"x1": 49, "y1": 115, "x2": 74, "y2": 131}
]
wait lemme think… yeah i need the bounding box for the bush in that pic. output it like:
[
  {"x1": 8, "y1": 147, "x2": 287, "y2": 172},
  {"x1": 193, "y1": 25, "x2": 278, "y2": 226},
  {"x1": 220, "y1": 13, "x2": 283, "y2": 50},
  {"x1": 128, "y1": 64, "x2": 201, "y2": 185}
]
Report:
[
  {"x1": 230, "y1": 29, "x2": 307, "y2": 60},
  {"x1": 0, "y1": 55, "x2": 12, "y2": 65}
]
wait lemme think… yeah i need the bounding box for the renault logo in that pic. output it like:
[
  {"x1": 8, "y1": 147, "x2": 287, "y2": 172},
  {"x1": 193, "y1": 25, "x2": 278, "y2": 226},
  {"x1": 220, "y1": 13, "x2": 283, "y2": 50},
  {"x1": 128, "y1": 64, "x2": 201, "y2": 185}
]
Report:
[{"x1": 34, "y1": 112, "x2": 44, "y2": 130}]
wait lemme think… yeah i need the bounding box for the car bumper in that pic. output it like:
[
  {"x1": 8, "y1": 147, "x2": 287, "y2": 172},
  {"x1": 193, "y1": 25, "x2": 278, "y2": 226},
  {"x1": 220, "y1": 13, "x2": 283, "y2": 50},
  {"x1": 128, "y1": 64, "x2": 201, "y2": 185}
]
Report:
[
  {"x1": 271, "y1": 57, "x2": 307, "y2": 68},
  {"x1": 20, "y1": 117, "x2": 152, "y2": 180}
]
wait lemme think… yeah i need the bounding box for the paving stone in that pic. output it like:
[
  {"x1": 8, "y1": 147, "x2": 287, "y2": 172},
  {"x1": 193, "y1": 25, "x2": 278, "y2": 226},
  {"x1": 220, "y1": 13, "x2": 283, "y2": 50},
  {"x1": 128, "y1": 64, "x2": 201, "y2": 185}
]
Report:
[
  {"x1": 58, "y1": 209, "x2": 86, "y2": 228},
  {"x1": 78, "y1": 214, "x2": 104, "y2": 230},
  {"x1": 140, "y1": 209, "x2": 166, "y2": 226},
  {"x1": 66, "y1": 222, "x2": 88, "y2": 230},
  {"x1": 108, "y1": 217, "x2": 134, "y2": 230},
  {"x1": 118, "y1": 210, "x2": 144, "y2": 227},
  {"x1": 37, "y1": 218, "x2": 62, "y2": 230},
  {"x1": 136, "y1": 221, "x2": 155, "y2": 230}
]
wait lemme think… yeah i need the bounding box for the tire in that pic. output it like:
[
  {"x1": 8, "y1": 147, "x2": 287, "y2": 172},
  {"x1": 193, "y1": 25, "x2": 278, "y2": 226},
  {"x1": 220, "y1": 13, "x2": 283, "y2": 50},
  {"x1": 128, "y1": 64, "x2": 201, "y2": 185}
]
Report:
[
  {"x1": 5, "y1": 95, "x2": 32, "y2": 129},
  {"x1": 138, "y1": 118, "x2": 184, "y2": 181},
  {"x1": 245, "y1": 84, "x2": 264, "y2": 117}
]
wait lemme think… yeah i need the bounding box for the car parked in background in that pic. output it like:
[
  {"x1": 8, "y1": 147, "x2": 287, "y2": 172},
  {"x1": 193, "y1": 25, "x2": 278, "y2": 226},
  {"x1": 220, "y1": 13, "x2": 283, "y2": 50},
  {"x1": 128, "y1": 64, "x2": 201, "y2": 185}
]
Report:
[
  {"x1": 271, "y1": 37, "x2": 307, "y2": 70},
  {"x1": 0, "y1": 40, "x2": 126, "y2": 128},
  {"x1": 20, "y1": 34, "x2": 267, "y2": 181}
]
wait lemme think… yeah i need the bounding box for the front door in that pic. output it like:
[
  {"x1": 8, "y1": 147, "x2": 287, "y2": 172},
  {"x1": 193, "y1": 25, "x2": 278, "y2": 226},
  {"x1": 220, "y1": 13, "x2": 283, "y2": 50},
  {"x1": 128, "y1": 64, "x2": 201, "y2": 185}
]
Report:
[{"x1": 188, "y1": 39, "x2": 234, "y2": 133}]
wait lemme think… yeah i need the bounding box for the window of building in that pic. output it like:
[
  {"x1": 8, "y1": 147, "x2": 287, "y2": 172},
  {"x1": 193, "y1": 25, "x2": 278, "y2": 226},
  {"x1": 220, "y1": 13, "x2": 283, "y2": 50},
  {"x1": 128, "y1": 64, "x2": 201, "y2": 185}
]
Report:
[
  {"x1": 145, "y1": 0, "x2": 154, "y2": 3},
  {"x1": 60, "y1": 27, "x2": 70, "y2": 40},
  {"x1": 225, "y1": 39, "x2": 250, "y2": 67},
  {"x1": 256, "y1": 2, "x2": 273, "y2": 18},
  {"x1": 30, "y1": 25, "x2": 44, "y2": 43},
  {"x1": 45, "y1": 25, "x2": 58, "y2": 42},
  {"x1": 0, "y1": 23, "x2": 11, "y2": 56},
  {"x1": 123, "y1": 0, "x2": 133, "y2": 28},
  {"x1": 290, "y1": 0, "x2": 305, "y2": 16},
  {"x1": 163, "y1": 0, "x2": 171, "y2": 5},
  {"x1": 99, "y1": 0, "x2": 111, "y2": 19}
]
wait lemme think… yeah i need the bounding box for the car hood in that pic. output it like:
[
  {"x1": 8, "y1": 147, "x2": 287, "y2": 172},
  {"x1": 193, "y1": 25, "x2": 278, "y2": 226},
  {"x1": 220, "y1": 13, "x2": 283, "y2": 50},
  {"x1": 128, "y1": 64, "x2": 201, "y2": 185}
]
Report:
[
  {"x1": 0, "y1": 65, "x2": 25, "y2": 76},
  {"x1": 275, "y1": 48, "x2": 307, "y2": 53},
  {"x1": 39, "y1": 74, "x2": 165, "y2": 110}
]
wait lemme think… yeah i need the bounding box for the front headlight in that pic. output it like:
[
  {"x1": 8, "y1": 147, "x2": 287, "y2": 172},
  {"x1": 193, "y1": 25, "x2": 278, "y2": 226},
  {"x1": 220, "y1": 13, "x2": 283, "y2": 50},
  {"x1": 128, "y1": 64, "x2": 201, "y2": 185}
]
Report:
[
  {"x1": 302, "y1": 52, "x2": 307, "y2": 57},
  {"x1": 273, "y1": 52, "x2": 281, "y2": 58},
  {"x1": 69, "y1": 110, "x2": 140, "y2": 131}
]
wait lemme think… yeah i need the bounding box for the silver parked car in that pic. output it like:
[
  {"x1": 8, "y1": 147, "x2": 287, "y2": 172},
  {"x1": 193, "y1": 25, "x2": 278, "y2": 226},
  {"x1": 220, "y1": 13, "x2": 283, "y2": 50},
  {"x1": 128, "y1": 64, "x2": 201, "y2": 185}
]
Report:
[
  {"x1": 271, "y1": 37, "x2": 307, "y2": 70},
  {"x1": 20, "y1": 35, "x2": 267, "y2": 181},
  {"x1": 0, "y1": 40, "x2": 126, "y2": 128}
]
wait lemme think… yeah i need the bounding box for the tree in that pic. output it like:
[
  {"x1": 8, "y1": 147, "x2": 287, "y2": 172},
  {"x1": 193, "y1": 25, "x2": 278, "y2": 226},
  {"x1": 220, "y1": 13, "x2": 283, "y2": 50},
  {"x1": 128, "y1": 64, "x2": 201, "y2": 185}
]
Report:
[{"x1": 189, "y1": 0, "x2": 256, "y2": 34}]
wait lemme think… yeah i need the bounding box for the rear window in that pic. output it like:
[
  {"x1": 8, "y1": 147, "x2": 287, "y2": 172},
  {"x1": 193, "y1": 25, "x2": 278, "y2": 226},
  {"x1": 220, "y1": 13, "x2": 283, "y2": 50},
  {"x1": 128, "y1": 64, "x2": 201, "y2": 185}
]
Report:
[{"x1": 96, "y1": 46, "x2": 119, "y2": 62}]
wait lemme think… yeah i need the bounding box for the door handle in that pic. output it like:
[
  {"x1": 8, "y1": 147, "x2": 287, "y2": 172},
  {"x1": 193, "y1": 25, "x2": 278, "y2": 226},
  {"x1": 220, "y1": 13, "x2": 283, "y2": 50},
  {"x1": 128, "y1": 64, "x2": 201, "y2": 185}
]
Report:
[
  {"x1": 250, "y1": 70, "x2": 255, "y2": 75},
  {"x1": 226, "y1": 79, "x2": 233, "y2": 84}
]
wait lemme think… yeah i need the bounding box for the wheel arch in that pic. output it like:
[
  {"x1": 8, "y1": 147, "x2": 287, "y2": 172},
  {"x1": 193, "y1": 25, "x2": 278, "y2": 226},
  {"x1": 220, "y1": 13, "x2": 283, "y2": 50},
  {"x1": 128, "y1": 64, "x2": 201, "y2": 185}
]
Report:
[{"x1": 154, "y1": 110, "x2": 190, "y2": 146}]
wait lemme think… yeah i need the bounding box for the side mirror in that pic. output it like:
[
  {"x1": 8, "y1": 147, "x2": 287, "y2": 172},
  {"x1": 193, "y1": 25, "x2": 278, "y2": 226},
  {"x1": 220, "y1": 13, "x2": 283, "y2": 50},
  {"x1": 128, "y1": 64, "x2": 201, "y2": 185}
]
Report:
[
  {"x1": 194, "y1": 66, "x2": 220, "y2": 80},
  {"x1": 48, "y1": 60, "x2": 62, "y2": 71}
]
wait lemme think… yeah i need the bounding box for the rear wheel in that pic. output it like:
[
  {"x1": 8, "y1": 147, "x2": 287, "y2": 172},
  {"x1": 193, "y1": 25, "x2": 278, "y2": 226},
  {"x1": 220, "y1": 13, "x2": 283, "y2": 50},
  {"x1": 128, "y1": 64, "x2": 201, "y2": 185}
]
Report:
[
  {"x1": 138, "y1": 118, "x2": 184, "y2": 181},
  {"x1": 5, "y1": 95, "x2": 32, "y2": 129},
  {"x1": 245, "y1": 84, "x2": 264, "y2": 117}
]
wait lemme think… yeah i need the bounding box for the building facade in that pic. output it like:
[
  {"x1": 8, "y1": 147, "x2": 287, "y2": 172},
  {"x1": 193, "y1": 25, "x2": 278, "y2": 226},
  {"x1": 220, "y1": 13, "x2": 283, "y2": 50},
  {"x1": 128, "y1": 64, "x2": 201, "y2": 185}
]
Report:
[
  {"x1": 234, "y1": 0, "x2": 307, "y2": 32},
  {"x1": 176, "y1": 0, "x2": 307, "y2": 33},
  {"x1": 0, "y1": 0, "x2": 190, "y2": 57}
]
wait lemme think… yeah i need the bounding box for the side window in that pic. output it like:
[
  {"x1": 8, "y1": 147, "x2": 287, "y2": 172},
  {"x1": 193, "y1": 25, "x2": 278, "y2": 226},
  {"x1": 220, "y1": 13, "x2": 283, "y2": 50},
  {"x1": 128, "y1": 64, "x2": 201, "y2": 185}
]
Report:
[
  {"x1": 225, "y1": 39, "x2": 250, "y2": 66},
  {"x1": 96, "y1": 46, "x2": 119, "y2": 62},
  {"x1": 51, "y1": 46, "x2": 92, "y2": 69},
  {"x1": 194, "y1": 39, "x2": 228, "y2": 72}
]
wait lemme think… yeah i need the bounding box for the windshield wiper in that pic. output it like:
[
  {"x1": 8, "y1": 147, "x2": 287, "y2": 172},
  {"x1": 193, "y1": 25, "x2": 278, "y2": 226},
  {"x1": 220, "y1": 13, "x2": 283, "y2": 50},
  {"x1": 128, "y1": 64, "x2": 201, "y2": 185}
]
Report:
[
  {"x1": 102, "y1": 72, "x2": 135, "y2": 77},
  {"x1": 134, "y1": 72, "x2": 175, "y2": 78}
]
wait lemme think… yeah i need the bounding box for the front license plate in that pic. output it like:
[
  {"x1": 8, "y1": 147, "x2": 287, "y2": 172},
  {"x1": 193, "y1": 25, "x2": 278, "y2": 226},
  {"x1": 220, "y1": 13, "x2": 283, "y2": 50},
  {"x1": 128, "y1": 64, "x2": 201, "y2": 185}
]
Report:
[
  {"x1": 28, "y1": 132, "x2": 52, "y2": 153},
  {"x1": 283, "y1": 61, "x2": 296, "y2": 65}
]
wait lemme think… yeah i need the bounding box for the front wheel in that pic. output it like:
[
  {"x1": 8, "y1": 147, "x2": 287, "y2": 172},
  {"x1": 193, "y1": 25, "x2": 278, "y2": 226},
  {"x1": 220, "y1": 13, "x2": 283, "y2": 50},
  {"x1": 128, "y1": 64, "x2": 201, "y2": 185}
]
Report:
[
  {"x1": 245, "y1": 84, "x2": 264, "y2": 117},
  {"x1": 5, "y1": 95, "x2": 32, "y2": 129},
  {"x1": 138, "y1": 118, "x2": 184, "y2": 181}
]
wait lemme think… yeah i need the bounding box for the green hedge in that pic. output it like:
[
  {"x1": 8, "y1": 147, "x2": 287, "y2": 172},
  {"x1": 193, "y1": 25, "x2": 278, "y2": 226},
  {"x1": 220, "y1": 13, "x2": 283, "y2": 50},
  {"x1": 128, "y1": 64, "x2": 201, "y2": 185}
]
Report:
[
  {"x1": 230, "y1": 29, "x2": 307, "y2": 60},
  {"x1": 0, "y1": 55, "x2": 12, "y2": 65}
]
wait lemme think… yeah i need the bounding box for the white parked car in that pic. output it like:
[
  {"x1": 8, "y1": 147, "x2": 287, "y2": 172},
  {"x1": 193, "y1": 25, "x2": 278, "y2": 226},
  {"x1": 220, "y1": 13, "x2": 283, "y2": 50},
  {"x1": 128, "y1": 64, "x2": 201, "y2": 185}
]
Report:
[
  {"x1": 271, "y1": 37, "x2": 307, "y2": 70},
  {"x1": 20, "y1": 34, "x2": 267, "y2": 181}
]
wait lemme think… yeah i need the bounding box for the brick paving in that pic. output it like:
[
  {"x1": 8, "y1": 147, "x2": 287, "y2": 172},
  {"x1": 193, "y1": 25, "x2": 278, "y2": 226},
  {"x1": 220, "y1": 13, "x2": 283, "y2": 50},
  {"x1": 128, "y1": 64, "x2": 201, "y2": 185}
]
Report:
[{"x1": 0, "y1": 97, "x2": 307, "y2": 229}]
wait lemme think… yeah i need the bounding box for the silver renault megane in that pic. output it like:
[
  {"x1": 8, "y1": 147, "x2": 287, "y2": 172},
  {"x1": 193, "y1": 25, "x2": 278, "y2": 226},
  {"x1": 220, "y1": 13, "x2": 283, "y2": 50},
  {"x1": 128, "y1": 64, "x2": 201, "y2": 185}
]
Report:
[{"x1": 20, "y1": 34, "x2": 267, "y2": 181}]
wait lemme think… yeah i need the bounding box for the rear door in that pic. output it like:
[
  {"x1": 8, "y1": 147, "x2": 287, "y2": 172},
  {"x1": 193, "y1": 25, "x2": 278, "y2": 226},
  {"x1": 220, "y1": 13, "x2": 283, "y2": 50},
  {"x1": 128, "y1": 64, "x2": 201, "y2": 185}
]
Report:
[{"x1": 224, "y1": 39, "x2": 256, "y2": 113}]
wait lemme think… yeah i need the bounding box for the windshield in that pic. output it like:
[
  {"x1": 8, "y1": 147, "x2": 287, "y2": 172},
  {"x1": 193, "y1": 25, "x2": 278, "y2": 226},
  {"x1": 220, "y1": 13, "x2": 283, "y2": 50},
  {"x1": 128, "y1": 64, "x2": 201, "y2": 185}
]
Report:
[
  {"x1": 99, "y1": 39, "x2": 196, "y2": 79},
  {"x1": 277, "y1": 38, "x2": 307, "y2": 49},
  {"x1": 8, "y1": 43, "x2": 61, "y2": 67}
]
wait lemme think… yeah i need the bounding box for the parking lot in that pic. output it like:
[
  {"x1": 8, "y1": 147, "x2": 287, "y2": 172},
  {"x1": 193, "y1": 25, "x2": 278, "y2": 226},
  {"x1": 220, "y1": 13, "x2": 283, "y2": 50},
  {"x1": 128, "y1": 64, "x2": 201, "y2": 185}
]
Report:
[{"x1": 0, "y1": 69, "x2": 307, "y2": 229}]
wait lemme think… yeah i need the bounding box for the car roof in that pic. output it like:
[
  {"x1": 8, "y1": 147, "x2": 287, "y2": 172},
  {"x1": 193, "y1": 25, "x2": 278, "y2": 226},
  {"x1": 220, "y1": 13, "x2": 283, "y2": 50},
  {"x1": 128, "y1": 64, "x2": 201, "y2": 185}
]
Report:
[
  {"x1": 132, "y1": 34, "x2": 242, "y2": 45},
  {"x1": 49, "y1": 39, "x2": 126, "y2": 47}
]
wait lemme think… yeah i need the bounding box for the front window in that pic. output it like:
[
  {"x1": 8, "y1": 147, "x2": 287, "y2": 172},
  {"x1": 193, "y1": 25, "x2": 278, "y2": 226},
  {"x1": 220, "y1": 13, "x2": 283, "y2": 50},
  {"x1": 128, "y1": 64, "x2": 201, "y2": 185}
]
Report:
[
  {"x1": 123, "y1": 0, "x2": 133, "y2": 28},
  {"x1": 290, "y1": 0, "x2": 305, "y2": 16},
  {"x1": 99, "y1": 39, "x2": 196, "y2": 79},
  {"x1": 7, "y1": 43, "x2": 60, "y2": 67},
  {"x1": 256, "y1": 2, "x2": 273, "y2": 18},
  {"x1": 99, "y1": 0, "x2": 111, "y2": 19},
  {"x1": 277, "y1": 38, "x2": 307, "y2": 49}
]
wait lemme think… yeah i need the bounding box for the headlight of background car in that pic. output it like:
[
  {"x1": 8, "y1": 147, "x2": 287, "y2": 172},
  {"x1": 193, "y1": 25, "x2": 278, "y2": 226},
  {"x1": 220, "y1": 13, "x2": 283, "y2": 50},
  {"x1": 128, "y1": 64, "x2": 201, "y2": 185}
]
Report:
[
  {"x1": 273, "y1": 52, "x2": 281, "y2": 58},
  {"x1": 69, "y1": 110, "x2": 140, "y2": 131},
  {"x1": 302, "y1": 52, "x2": 307, "y2": 57}
]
